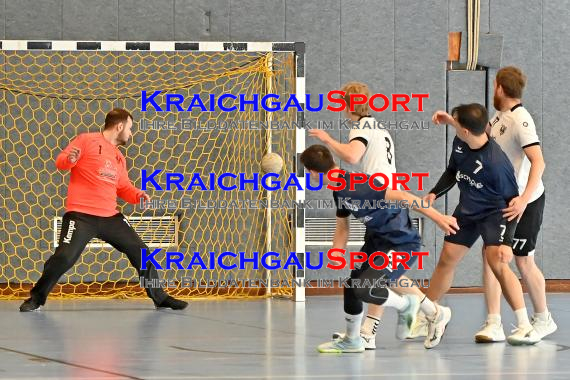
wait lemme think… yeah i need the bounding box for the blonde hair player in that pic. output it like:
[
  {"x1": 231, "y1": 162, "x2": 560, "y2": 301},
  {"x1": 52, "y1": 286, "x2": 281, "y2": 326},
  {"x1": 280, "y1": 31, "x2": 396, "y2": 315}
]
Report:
[
  {"x1": 471, "y1": 66, "x2": 556, "y2": 343},
  {"x1": 309, "y1": 81, "x2": 426, "y2": 349}
]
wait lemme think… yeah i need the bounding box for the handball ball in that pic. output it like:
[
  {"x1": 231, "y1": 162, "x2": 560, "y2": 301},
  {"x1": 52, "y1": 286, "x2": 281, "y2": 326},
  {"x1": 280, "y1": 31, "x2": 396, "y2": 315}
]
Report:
[{"x1": 261, "y1": 153, "x2": 284, "y2": 174}]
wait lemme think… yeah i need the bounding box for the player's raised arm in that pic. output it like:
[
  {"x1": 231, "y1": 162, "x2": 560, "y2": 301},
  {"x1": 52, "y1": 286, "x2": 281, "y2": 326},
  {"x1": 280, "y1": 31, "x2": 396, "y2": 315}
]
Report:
[
  {"x1": 309, "y1": 82, "x2": 376, "y2": 165},
  {"x1": 428, "y1": 113, "x2": 461, "y2": 200},
  {"x1": 309, "y1": 129, "x2": 366, "y2": 165},
  {"x1": 432, "y1": 110, "x2": 458, "y2": 127},
  {"x1": 385, "y1": 188, "x2": 459, "y2": 236},
  {"x1": 55, "y1": 135, "x2": 84, "y2": 170}
]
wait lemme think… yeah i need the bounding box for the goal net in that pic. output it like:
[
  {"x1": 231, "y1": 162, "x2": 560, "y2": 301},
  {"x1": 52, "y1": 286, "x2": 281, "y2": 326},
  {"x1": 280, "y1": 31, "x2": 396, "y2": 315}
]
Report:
[{"x1": 1, "y1": 42, "x2": 303, "y2": 300}]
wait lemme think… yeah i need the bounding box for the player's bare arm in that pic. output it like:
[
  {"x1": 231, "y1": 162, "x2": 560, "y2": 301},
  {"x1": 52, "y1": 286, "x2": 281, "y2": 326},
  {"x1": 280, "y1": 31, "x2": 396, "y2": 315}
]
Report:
[
  {"x1": 309, "y1": 129, "x2": 366, "y2": 164},
  {"x1": 385, "y1": 189, "x2": 459, "y2": 235},
  {"x1": 432, "y1": 110, "x2": 457, "y2": 127}
]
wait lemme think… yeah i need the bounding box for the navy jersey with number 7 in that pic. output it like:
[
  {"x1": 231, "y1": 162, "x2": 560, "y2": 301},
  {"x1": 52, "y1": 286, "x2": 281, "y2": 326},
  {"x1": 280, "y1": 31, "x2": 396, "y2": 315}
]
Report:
[
  {"x1": 332, "y1": 171, "x2": 421, "y2": 247},
  {"x1": 444, "y1": 136, "x2": 519, "y2": 219}
]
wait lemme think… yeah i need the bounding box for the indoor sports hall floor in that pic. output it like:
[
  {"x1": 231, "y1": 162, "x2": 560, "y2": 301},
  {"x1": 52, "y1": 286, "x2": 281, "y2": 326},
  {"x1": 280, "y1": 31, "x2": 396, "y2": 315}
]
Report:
[{"x1": 1, "y1": 294, "x2": 569, "y2": 379}]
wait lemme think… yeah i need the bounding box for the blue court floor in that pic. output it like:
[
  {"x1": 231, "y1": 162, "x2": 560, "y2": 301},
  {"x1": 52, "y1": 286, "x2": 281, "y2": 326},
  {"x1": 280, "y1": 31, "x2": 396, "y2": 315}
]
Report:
[{"x1": 0, "y1": 293, "x2": 568, "y2": 379}]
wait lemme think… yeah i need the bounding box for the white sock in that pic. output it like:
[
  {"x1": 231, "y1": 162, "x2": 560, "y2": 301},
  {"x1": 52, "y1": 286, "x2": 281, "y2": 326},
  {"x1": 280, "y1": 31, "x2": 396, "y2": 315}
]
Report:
[
  {"x1": 487, "y1": 314, "x2": 501, "y2": 324},
  {"x1": 361, "y1": 315, "x2": 381, "y2": 336},
  {"x1": 534, "y1": 309, "x2": 550, "y2": 321},
  {"x1": 514, "y1": 308, "x2": 530, "y2": 328},
  {"x1": 382, "y1": 289, "x2": 409, "y2": 311},
  {"x1": 345, "y1": 312, "x2": 364, "y2": 339},
  {"x1": 419, "y1": 295, "x2": 437, "y2": 318}
]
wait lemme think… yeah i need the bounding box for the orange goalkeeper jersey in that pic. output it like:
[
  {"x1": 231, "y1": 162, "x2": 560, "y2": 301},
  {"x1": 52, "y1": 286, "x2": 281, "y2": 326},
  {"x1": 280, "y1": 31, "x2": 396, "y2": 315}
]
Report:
[{"x1": 55, "y1": 132, "x2": 144, "y2": 217}]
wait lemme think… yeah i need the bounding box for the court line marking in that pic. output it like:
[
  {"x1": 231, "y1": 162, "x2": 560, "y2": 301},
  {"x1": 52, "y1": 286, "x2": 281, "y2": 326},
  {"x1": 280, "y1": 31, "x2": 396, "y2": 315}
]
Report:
[
  {"x1": 432, "y1": 343, "x2": 570, "y2": 356},
  {"x1": 160, "y1": 310, "x2": 324, "y2": 339},
  {"x1": 171, "y1": 343, "x2": 570, "y2": 359},
  {"x1": 171, "y1": 346, "x2": 275, "y2": 357},
  {"x1": 14, "y1": 300, "x2": 319, "y2": 339},
  {"x1": 140, "y1": 372, "x2": 570, "y2": 379},
  {"x1": 170, "y1": 346, "x2": 330, "y2": 358},
  {"x1": 0, "y1": 346, "x2": 143, "y2": 380},
  {"x1": 3, "y1": 372, "x2": 570, "y2": 380}
]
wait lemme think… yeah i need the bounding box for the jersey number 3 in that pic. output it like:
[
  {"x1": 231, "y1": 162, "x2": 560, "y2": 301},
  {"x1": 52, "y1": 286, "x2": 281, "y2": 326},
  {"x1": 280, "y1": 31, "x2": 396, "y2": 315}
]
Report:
[{"x1": 385, "y1": 137, "x2": 393, "y2": 165}]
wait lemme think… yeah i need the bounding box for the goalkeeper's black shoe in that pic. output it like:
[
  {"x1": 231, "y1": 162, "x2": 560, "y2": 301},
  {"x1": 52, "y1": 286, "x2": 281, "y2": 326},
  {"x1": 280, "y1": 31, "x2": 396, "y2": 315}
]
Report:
[
  {"x1": 20, "y1": 298, "x2": 41, "y2": 312},
  {"x1": 155, "y1": 296, "x2": 188, "y2": 310}
]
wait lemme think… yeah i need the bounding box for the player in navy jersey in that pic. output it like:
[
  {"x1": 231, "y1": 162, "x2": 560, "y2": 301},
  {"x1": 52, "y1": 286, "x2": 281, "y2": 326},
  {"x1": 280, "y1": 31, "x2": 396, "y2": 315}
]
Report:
[
  {"x1": 310, "y1": 81, "x2": 415, "y2": 349},
  {"x1": 424, "y1": 103, "x2": 540, "y2": 346},
  {"x1": 300, "y1": 145, "x2": 459, "y2": 353}
]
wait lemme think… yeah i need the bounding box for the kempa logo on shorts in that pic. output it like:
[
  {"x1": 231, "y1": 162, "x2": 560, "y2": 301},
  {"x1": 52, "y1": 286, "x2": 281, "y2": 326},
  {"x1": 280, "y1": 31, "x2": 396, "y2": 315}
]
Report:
[
  {"x1": 63, "y1": 220, "x2": 76, "y2": 244},
  {"x1": 456, "y1": 170, "x2": 483, "y2": 189}
]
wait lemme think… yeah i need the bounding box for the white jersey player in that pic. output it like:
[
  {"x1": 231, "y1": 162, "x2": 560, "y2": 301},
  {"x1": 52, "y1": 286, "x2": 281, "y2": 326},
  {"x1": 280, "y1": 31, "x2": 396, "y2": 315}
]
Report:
[{"x1": 473, "y1": 66, "x2": 556, "y2": 343}]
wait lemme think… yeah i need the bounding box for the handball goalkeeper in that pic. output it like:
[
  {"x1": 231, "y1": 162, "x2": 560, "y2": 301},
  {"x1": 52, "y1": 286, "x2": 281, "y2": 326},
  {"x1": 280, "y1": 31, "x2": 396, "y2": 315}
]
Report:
[{"x1": 20, "y1": 108, "x2": 187, "y2": 312}]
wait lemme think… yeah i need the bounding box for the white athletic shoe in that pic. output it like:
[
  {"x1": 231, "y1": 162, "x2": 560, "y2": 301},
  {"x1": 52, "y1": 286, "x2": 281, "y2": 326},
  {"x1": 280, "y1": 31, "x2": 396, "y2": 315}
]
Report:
[
  {"x1": 507, "y1": 324, "x2": 541, "y2": 346},
  {"x1": 424, "y1": 305, "x2": 452, "y2": 349},
  {"x1": 474, "y1": 320, "x2": 506, "y2": 343},
  {"x1": 318, "y1": 336, "x2": 365, "y2": 353},
  {"x1": 332, "y1": 331, "x2": 376, "y2": 350},
  {"x1": 407, "y1": 310, "x2": 428, "y2": 339},
  {"x1": 531, "y1": 313, "x2": 558, "y2": 339},
  {"x1": 396, "y1": 295, "x2": 420, "y2": 340}
]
